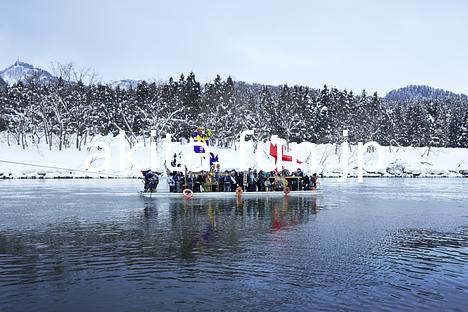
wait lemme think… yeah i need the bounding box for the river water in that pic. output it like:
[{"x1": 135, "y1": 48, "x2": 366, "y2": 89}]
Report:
[{"x1": 0, "y1": 179, "x2": 467, "y2": 311}]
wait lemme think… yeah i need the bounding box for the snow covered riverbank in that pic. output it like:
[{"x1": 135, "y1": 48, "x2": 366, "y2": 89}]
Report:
[{"x1": 1, "y1": 134, "x2": 468, "y2": 179}]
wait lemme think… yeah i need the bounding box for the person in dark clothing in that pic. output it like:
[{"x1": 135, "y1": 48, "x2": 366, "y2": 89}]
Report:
[
  {"x1": 197, "y1": 174, "x2": 206, "y2": 192},
  {"x1": 257, "y1": 170, "x2": 265, "y2": 192},
  {"x1": 168, "y1": 172, "x2": 175, "y2": 192},
  {"x1": 193, "y1": 175, "x2": 202, "y2": 192},
  {"x1": 235, "y1": 171, "x2": 243, "y2": 191},
  {"x1": 303, "y1": 174, "x2": 310, "y2": 190},
  {"x1": 295, "y1": 168, "x2": 304, "y2": 190},
  {"x1": 247, "y1": 169, "x2": 257, "y2": 192},
  {"x1": 142, "y1": 170, "x2": 151, "y2": 191},
  {"x1": 144, "y1": 170, "x2": 159, "y2": 192},
  {"x1": 289, "y1": 177, "x2": 298, "y2": 191},
  {"x1": 218, "y1": 173, "x2": 224, "y2": 192},
  {"x1": 295, "y1": 168, "x2": 304, "y2": 177},
  {"x1": 230, "y1": 171, "x2": 238, "y2": 191},
  {"x1": 170, "y1": 173, "x2": 177, "y2": 192},
  {"x1": 187, "y1": 174, "x2": 194, "y2": 191},
  {"x1": 223, "y1": 171, "x2": 231, "y2": 192},
  {"x1": 175, "y1": 172, "x2": 184, "y2": 192}
]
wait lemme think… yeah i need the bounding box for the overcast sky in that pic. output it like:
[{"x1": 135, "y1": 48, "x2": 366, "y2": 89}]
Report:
[{"x1": 1, "y1": 0, "x2": 467, "y2": 95}]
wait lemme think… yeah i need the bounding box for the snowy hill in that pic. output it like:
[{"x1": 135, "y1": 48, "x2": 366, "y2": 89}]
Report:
[
  {"x1": 0, "y1": 77, "x2": 7, "y2": 90},
  {"x1": 0, "y1": 61, "x2": 142, "y2": 89},
  {"x1": 0, "y1": 61, "x2": 55, "y2": 86},
  {"x1": 110, "y1": 79, "x2": 141, "y2": 90},
  {"x1": 1, "y1": 133, "x2": 467, "y2": 179},
  {"x1": 385, "y1": 85, "x2": 467, "y2": 102}
]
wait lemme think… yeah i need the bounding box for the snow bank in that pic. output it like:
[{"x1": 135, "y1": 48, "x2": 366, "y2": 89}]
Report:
[{"x1": 1, "y1": 133, "x2": 468, "y2": 179}]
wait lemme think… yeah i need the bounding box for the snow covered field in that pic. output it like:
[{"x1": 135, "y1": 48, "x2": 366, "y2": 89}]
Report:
[{"x1": 1, "y1": 133, "x2": 467, "y2": 179}]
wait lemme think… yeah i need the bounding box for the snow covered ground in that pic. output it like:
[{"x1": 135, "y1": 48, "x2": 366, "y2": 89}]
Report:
[{"x1": 1, "y1": 133, "x2": 468, "y2": 179}]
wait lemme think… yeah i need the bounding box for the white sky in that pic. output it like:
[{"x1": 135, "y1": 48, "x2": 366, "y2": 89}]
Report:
[{"x1": 1, "y1": 0, "x2": 467, "y2": 95}]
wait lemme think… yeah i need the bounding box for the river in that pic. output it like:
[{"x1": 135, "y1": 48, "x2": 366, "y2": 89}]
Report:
[{"x1": 0, "y1": 179, "x2": 467, "y2": 311}]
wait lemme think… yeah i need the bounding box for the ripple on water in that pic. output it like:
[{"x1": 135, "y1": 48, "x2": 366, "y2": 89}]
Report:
[{"x1": 0, "y1": 179, "x2": 467, "y2": 311}]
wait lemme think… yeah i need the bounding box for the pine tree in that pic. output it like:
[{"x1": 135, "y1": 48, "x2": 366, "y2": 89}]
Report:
[
  {"x1": 390, "y1": 105, "x2": 407, "y2": 146},
  {"x1": 424, "y1": 100, "x2": 446, "y2": 147},
  {"x1": 256, "y1": 86, "x2": 275, "y2": 141},
  {"x1": 1, "y1": 66, "x2": 468, "y2": 152},
  {"x1": 459, "y1": 111, "x2": 468, "y2": 148},
  {"x1": 314, "y1": 85, "x2": 331, "y2": 143},
  {"x1": 406, "y1": 103, "x2": 430, "y2": 147}
]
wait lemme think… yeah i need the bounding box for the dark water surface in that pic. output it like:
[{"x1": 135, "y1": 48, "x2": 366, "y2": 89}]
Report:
[{"x1": 0, "y1": 179, "x2": 467, "y2": 311}]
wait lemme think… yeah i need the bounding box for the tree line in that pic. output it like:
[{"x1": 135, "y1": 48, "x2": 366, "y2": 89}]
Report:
[{"x1": 1, "y1": 72, "x2": 468, "y2": 150}]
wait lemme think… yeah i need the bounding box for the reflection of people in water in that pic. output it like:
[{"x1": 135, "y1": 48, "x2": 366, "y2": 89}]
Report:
[
  {"x1": 192, "y1": 205, "x2": 216, "y2": 253},
  {"x1": 272, "y1": 204, "x2": 282, "y2": 230},
  {"x1": 311, "y1": 196, "x2": 318, "y2": 213},
  {"x1": 272, "y1": 200, "x2": 293, "y2": 230},
  {"x1": 236, "y1": 195, "x2": 244, "y2": 209},
  {"x1": 271, "y1": 197, "x2": 318, "y2": 230},
  {"x1": 141, "y1": 197, "x2": 318, "y2": 260}
]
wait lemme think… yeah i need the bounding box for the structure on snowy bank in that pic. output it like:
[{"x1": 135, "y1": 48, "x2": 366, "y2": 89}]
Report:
[{"x1": 1, "y1": 133, "x2": 468, "y2": 179}]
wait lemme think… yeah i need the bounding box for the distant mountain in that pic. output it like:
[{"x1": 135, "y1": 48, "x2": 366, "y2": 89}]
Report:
[
  {"x1": 385, "y1": 85, "x2": 467, "y2": 102},
  {"x1": 1, "y1": 62, "x2": 466, "y2": 103},
  {"x1": 110, "y1": 79, "x2": 141, "y2": 90},
  {"x1": 0, "y1": 61, "x2": 145, "y2": 89},
  {"x1": 0, "y1": 61, "x2": 55, "y2": 86},
  {"x1": 0, "y1": 76, "x2": 7, "y2": 90}
]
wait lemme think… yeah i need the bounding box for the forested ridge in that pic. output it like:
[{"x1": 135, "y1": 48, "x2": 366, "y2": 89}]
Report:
[{"x1": 1, "y1": 70, "x2": 468, "y2": 150}]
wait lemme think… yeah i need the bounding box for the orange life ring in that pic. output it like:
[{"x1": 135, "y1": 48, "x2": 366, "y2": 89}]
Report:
[
  {"x1": 183, "y1": 188, "x2": 193, "y2": 199},
  {"x1": 235, "y1": 187, "x2": 243, "y2": 195},
  {"x1": 283, "y1": 187, "x2": 291, "y2": 195}
]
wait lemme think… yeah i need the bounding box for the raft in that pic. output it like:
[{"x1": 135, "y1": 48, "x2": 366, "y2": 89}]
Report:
[{"x1": 140, "y1": 189, "x2": 322, "y2": 198}]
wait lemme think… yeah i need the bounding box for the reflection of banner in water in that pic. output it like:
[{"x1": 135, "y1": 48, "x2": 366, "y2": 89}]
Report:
[
  {"x1": 272, "y1": 206, "x2": 281, "y2": 230},
  {"x1": 271, "y1": 197, "x2": 308, "y2": 230}
]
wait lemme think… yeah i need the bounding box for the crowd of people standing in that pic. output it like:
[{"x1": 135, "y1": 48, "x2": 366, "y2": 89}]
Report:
[
  {"x1": 163, "y1": 168, "x2": 319, "y2": 193},
  {"x1": 142, "y1": 127, "x2": 321, "y2": 193}
]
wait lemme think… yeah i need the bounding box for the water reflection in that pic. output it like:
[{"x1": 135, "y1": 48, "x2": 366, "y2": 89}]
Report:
[
  {"x1": 0, "y1": 197, "x2": 319, "y2": 290},
  {"x1": 139, "y1": 197, "x2": 320, "y2": 260},
  {"x1": 1, "y1": 179, "x2": 468, "y2": 311}
]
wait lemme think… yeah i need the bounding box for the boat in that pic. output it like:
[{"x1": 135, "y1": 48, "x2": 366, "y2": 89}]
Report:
[{"x1": 139, "y1": 189, "x2": 322, "y2": 198}]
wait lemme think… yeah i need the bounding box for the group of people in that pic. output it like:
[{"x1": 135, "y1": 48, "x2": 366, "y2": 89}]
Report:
[
  {"x1": 162, "y1": 168, "x2": 319, "y2": 193},
  {"x1": 142, "y1": 126, "x2": 321, "y2": 194}
]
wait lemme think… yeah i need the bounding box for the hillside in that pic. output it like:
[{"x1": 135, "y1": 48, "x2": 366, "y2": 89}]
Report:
[
  {"x1": 385, "y1": 85, "x2": 467, "y2": 102},
  {"x1": 0, "y1": 61, "x2": 55, "y2": 86}
]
